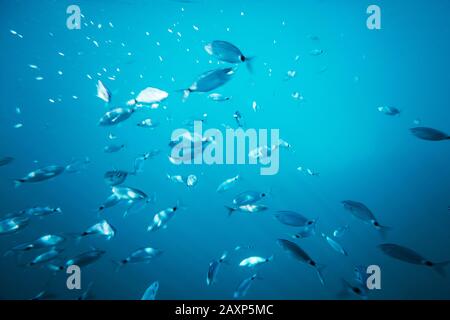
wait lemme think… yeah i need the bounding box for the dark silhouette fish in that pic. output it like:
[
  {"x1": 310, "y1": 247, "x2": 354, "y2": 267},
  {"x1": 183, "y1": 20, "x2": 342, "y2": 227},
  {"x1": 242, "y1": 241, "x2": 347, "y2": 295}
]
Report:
[
  {"x1": 378, "y1": 243, "x2": 449, "y2": 277},
  {"x1": 342, "y1": 200, "x2": 390, "y2": 237},
  {"x1": 14, "y1": 165, "x2": 65, "y2": 187},
  {"x1": 205, "y1": 41, "x2": 254, "y2": 72},
  {"x1": 410, "y1": 127, "x2": 450, "y2": 141},
  {"x1": 0, "y1": 156, "x2": 14, "y2": 167}
]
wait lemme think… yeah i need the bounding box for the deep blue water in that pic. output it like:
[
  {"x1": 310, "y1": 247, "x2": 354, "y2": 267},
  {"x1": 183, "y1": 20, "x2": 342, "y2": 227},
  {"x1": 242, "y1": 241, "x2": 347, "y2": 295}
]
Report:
[{"x1": 0, "y1": 0, "x2": 449, "y2": 300}]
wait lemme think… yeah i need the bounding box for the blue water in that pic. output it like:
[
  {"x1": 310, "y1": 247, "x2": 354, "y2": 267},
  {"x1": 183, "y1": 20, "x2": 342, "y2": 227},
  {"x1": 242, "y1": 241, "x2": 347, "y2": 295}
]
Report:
[{"x1": 1, "y1": 0, "x2": 449, "y2": 300}]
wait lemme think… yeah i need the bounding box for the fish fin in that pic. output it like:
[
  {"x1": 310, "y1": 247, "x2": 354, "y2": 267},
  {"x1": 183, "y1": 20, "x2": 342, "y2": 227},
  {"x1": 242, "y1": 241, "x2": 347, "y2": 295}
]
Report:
[
  {"x1": 267, "y1": 255, "x2": 274, "y2": 262},
  {"x1": 14, "y1": 179, "x2": 24, "y2": 188},
  {"x1": 315, "y1": 264, "x2": 326, "y2": 286},
  {"x1": 112, "y1": 260, "x2": 124, "y2": 272},
  {"x1": 245, "y1": 56, "x2": 255, "y2": 74},
  {"x1": 432, "y1": 261, "x2": 450, "y2": 277},
  {"x1": 225, "y1": 206, "x2": 236, "y2": 216}
]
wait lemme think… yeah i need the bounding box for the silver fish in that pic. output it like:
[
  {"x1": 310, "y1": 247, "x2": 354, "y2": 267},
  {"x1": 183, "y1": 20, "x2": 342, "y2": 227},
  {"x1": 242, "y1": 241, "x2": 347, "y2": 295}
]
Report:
[
  {"x1": 141, "y1": 281, "x2": 159, "y2": 300},
  {"x1": 233, "y1": 274, "x2": 260, "y2": 299},
  {"x1": 137, "y1": 118, "x2": 160, "y2": 129},
  {"x1": 104, "y1": 144, "x2": 125, "y2": 153},
  {"x1": 277, "y1": 239, "x2": 325, "y2": 285},
  {"x1": 50, "y1": 249, "x2": 105, "y2": 271},
  {"x1": 239, "y1": 256, "x2": 273, "y2": 268},
  {"x1": 79, "y1": 220, "x2": 116, "y2": 240},
  {"x1": 378, "y1": 243, "x2": 450, "y2": 277},
  {"x1": 0, "y1": 216, "x2": 29, "y2": 235},
  {"x1": 181, "y1": 67, "x2": 235, "y2": 100},
  {"x1": 410, "y1": 127, "x2": 449, "y2": 141},
  {"x1": 27, "y1": 248, "x2": 64, "y2": 267},
  {"x1": 342, "y1": 200, "x2": 389, "y2": 236},
  {"x1": 167, "y1": 174, "x2": 198, "y2": 187},
  {"x1": 233, "y1": 191, "x2": 267, "y2": 206},
  {"x1": 104, "y1": 170, "x2": 133, "y2": 186},
  {"x1": 378, "y1": 106, "x2": 400, "y2": 116},
  {"x1": 333, "y1": 225, "x2": 349, "y2": 238},
  {"x1": 321, "y1": 233, "x2": 348, "y2": 256},
  {"x1": 208, "y1": 93, "x2": 231, "y2": 102},
  {"x1": 98, "y1": 107, "x2": 135, "y2": 126},
  {"x1": 115, "y1": 247, "x2": 162, "y2": 270},
  {"x1": 148, "y1": 204, "x2": 180, "y2": 231},
  {"x1": 205, "y1": 40, "x2": 254, "y2": 72},
  {"x1": 14, "y1": 165, "x2": 65, "y2": 187},
  {"x1": 225, "y1": 204, "x2": 268, "y2": 216},
  {"x1": 9, "y1": 234, "x2": 65, "y2": 252},
  {"x1": 216, "y1": 175, "x2": 240, "y2": 193},
  {"x1": 207, "y1": 252, "x2": 227, "y2": 286},
  {"x1": 21, "y1": 206, "x2": 62, "y2": 217},
  {"x1": 96, "y1": 80, "x2": 111, "y2": 103}
]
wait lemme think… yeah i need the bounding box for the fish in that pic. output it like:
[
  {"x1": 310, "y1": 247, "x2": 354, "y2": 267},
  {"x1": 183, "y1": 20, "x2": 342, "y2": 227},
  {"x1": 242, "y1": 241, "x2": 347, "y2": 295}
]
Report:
[
  {"x1": 49, "y1": 249, "x2": 105, "y2": 271},
  {"x1": 137, "y1": 118, "x2": 160, "y2": 129},
  {"x1": 239, "y1": 256, "x2": 273, "y2": 268},
  {"x1": 20, "y1": 206, "x2": 62, "y2": 217},
  {"x1": 225, "y1": 204, "x2": 268, "y2": 216},
  {"x1": 378, "y1": 106, "x2": 400, "y2": 116},
  {"x1": 167, "y1": 174, "x2": 198, "y2": 187},
  {"x1": 148, "y1": 204, "x2": 180, "y2": 231},
  {"x1": 14, "y1": 165, "x2": 65, "y2": 187},
  {"x1": 233, "y1": 111, "x2": 244, "y2": 128},
  {"x1": 274, "y1": 210, "x2": 315, "y2": 227},
  {"x1": 410, "y1": 127, "x2": 449, "y2": 141},
  {"x1": 341, "y1": 200, "x2": 389, "y2": 237},
  {"x1": 98, "y1": 107, "x2": 135, "y2": 126},
  {"x1": 96, "y1": 80, "x2": 111, "y2": 103},
  {"x1": 354, "y1": 265, "x2": 369, "y2": 286},
  {"x1": 78, "y1": 282, "x2": 94, "y2": 300},
  {"x1": 181, "y1": 67, "x2": 235, "y2": 100},
  {"x1": 0, "y1": 216, "x2": 30, "y2": 235},
  {"x1": 7, "y1": 234, "x2": 65, "y2": 253},
  {"x1": 321, "y1": 233, "x2": 348, "y2": 256},
  {"x1": 378, "y1": 243, "x2": 450, "y2": 277},
  {"x1": 207, "y1": 252, "x2": 227, "y2": 286},
  {"x1": 205, "y1": 40, "x2": 254, "y2": 72},
  {"x1": 112, "y1": 186, "x2": 148, "y2": 202},
  {"x1": 26, "y1": 248, "x2": 64, "y2": 267},
  {"x1": 141, "y1": 281, "x2": 159, "y2": 300},
  {"x1": 98, "y1": 186, "x2": 151, "y2": 216},
  {"x1": 104, "y1": 144, "x2": 125, "y2": 153},
  {"x1": 127, "y1": 87, "x2": 168, "y2": 106},
  {"x1": 104, "y1": 170, "x2": 134, "y2": 186},
  {"x1": 0, "y1": 156, "x2": 14, "y2": 167},
  {"x1": 277, "y1": 239, "x2": 325, "y2": 285},
  {"x1": 309, "y1": 49, "x2": 324, "y2": 56},
  {"x1": 338, "y1": 279, "x2": 368, "y2": 300},
  {"x1": 208, "y1": 93, "x2": 231, "y2": 102},
  {"x1": 216, "y1": 175, "x2": 240, "y2": 193},
  {"x1": 133, "y1": 151, "x2": 159, "y2": 174},
  {"x1": 78, "y1": 220, "x2": 116, "y2": 240},
  {"x1": 333, "y1": 225, "x2": 349, "y2": 238},
  {"x1": 233, "y1": 274, "x2": 260, "y2": 299},
  {"x1": 115, "y1": 247, "x2": 163, "y2": 270},
  {"x1": 233, "y1": 191, "x2": 267, "y2": 206},
  {"x1": 65, "y1": 157, "x2": 91, "y2": 173}
]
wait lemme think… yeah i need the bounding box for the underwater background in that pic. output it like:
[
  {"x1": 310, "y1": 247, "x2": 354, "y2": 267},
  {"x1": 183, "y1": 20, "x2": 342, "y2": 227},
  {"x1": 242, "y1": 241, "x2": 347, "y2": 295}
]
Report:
[{"x1": 1, "y1": 0, "x2": 449, "y2": 300}]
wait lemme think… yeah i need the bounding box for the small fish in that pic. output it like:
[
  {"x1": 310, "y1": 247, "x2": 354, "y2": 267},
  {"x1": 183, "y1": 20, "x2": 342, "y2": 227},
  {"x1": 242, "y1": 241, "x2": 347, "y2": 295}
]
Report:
[
  {"x1": 127, "y1": 87, "x2": 168, "y2": 106},
  {"x1": 113, "y1": 186, "x2": 148, "y2": 202},
  {"x1": 233, "y1": 191, "x2": 267, "y2": 206},
  {"x1": 410, "y1": 127, "x2": 450, "y2": 141},
  {"x1": 98, "y1": 107, "x2": 135, "y2": 126},
  {"x1": 309, "y1": 49, "x2": 324, "y2": 56},
  {"x1": 216, "y1": 175, "x2": 240, "y2": 193},
  {"x1": 205, "y1": 40, "x2": 254, "y2": 72},
  {"x1": 27, "y1": 248, "x2": 64, "y2": 267},
  {"x1": 78, "y1": 282, "x2": 94, "y2": 300},
  {"x1": 297, "y1": 166, "x2": 320, "y2": 177},
  {"x1": 78, "y1": 220, "x2": 116, "y2": 240},
  {"x1": 96, "y1": 80, "x2": 111, "y2": 103},
  {"x1": 239, "y1": 256, "x2": 273, "y2": 268},
  {"x1": 20, "y1": 206, "x2": 62, "y2": 217},
  {"x1": 14, "y1": 165, "x2": 65, "y2": 187},
  {"x1": 181, "y1": 67, "x2": 235, "y2": 100},
  {"x1": 339, "y1": 279, "x2": 368, "y2": 300},
  {"x1": 378, "y1": 106, "x2": 401, "y2": 116},
  {"x1": 141, "y1": 281, "x2": 159, "y2": 300},
  {"x1": 137, "y1": 118, "x2": 160, "y2": 129},
  {"x1": 147, "y1": 204, "x2": 180, "y2": 231},
  {"x1": 354, "y1": 265, "x2": 369, "y2": 286},
  {"x1": 277, "y1": 239, "x2": 325, "y2": 285},
  {"x1": 0, "y1": 216, "x2": 29, "y2": 235},
  {"x1": 104, "y1": 144, "x2": 125, "y2": 153},
  {"x1": 321, "y1": 233, "x2": 348, "y2": 256},
  {"x1": 167, "y1": 174, "x2": 198, "y2": 187},
  {"x1": 333, "y1": 225, "x2": 349, "y2": 238},
  {"x1": 342, "y1": 200, "x2": 389, "y2": 237},
  {"x1": 233, "y1": 274, "x2": 260, "y2": 299},
  {"x1": 378, "y1": 243, "x2": 450, "y2": 277},
  {"x1": 225, "y1": 204, "x2": 268, "y2": 216},
  {"x1": 49, "y1": 249, "x2": 105, "y2": 271},
  {"x1": 8, "y1": 234, "x2": 65, "y2": 253},
  {"x1": 115, "y1": 247, "x2": 162, "y2": 270},
  {"x1": 207, "y1": 252, "x2": 227, "y2": 286},
  {"x1": 0, "y1": 156, "x2": 14, "y2": 167},
  {"x1": 134, "y1": 151, "x2": 159, "y2": 173},
  {"x1": 104, "y1": 170, "x2": 133, "y2": 186},
  {"x1": 274, "y1": 210, "x2": 315, "y2": 227},
  {"x1": 208, "y1": 93, "x2": 231, "y2": 102},
  {"x1": 233, "y1": 111, "x2": 244, "y2": 127},
  {"x1": 65, "y1": 157, "x2": 91, "y2": 173},
  {"x1": 284, "y1": 70, "x2": 296, "y2": 80}
]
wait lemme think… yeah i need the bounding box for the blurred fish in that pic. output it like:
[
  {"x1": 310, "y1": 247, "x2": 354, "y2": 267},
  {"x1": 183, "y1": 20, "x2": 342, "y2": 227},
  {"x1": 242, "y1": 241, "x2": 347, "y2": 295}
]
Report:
[
  {"x1": 148, "y1": 203, "x2": 181, "y2": 231},
  {"x1": 0, "y1": 216, "x2": 29, "y2": 235},
  {"x1": 65, "y1": 157, "x2": 91, "y2": 174},
  {"x1": 233, "y1": 111, "x2": 244, "y2": 128},
  {"x1": 99, "y1": 107, "x2": 135, "y2": 126},
  {"x1": 20, "y1": 206, "x2": 62, "y2": 217},
  {"x1": 181, "y1": 67, "x2": 235, "y2": 100},
  {"x1": 338, "y1": 279, "x2": 368, "y2": 300},
  {"x1": 321, "y1": 233, "x2": 348, "y2": 256},
  {"x1": 341, "y1": 200, "x2": 389, "y2": 237},
  {"x1": 216, "y1": 175, "x2": 240, "y2": 193},
  {"x1": 233, "y1": 191, "x2": 267, "y2": 206},
  {"x1": 274, "y1": 210, "x2": 315, "y2": 227},
  {"x1": 239, "y1": 256, "x2": 273, "y2": 268},
  {"x1": 7, "y1": 234, "x2": 64, "y2": 253},
  {"x1": 208, "y1": 93, "x2": 231, "y2": 102},
  {"x1": 205, "y1": 41, "x2": 254, "y2": 71},
  {"x1": 167, "y1": 174, "x2": 198, "y2": 187},
  {"x1": 77, "y1": 220, "x2": 116, "y2": 240},
  {"x1": 26, "y1": 248, "x2": 64, "y2": 267},
  {"x1": 141, "y1": 281, "x2": 159, "y2": 300},
  {"x1": 127, "y1": 87, "x2": 168, "y2": 106},
  {"x1": 378, "y1": 243, "x2": 449, "y2": 277},
  {"x1": 333, "y1": 225, "x2": 349, "y2": 238},
  {"x1": 115, "y1": 247, "x2": 162, "y2": 270},
  {"x1": 78, "y1": 282, "x2": 94, "y2": 300},
  {"x1": 277, "y1": 239, "x2": 325, "y2": 285},
  {"x1": 0, "y1": 156, "x2": 14, "y2": 167},
  {"x1": 104, "y1": 144, "x2": 125, "y2": 153},
  {"x1": 225, "y1": 204, "x2": 268, "y2": 216},
  {"x1": 14, "y1": 165, "x2": 65, "y2": 187},
  {"x1": 104, "y1": 170, "x2": 134, "y2": 186},
  {"x1": 410, "y1": 127, "x2": 449, "y2": 141},
  {"x1": 378, "y1": 106, "x2": 400, "y2": 116},
  {"x1": 96, "y1": 80, "x2": 111, "y2": 103},
  {"x1": 309, "y1": 49, "x2": 323, "y2": 56},
  {"x1": 137, "y1": 118, "x2": 160, "y2": 129},
  {"x1": 354, "y1": 265, "x2": 369, "y2": 286},
  {"x1": 233, "y1": 274, "x2": 260, "y2": 299},
  {"x1": 49, "y1": 249, "x2": 105, "y2": 271},
  {"x1": 134, "y1": 151, "x2": 159, "y2": 173},
  {"x1": 207, "y1": 252, "x2": 227, "y2": 286}
]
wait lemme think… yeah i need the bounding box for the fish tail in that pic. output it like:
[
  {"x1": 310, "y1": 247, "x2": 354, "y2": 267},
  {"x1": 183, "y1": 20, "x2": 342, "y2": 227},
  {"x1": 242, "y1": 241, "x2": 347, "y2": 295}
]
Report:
[
  {"x1": 14, "y1": 179, "x2": 24, "y2": 188},
  {"x1": 315, "y1": 264, "x2": 326, "y2": 286},
  {"x1": 432, "y1": 261, "x2": 450, "y2": 277},
  {"x1": 245, "y1": 56, "x2": 255, "y2": 74},
  {"x1": 377, "y1": 224, "x2": 391, "y2": 239},
  {"x1": 112, "y1": 260, "x2": 125, "y2": 272},
  {"x1": 225, "y1": 206, "x2": 236, "y2": 216},
  {"x1": 176, "y1": 88, "x2": 191, "y2": 101}
]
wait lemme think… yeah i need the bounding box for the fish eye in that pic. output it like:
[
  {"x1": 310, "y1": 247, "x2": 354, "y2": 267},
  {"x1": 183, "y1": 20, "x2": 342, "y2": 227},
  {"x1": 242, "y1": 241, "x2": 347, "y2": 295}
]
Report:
[
  {"x1": 353, "y1": 287, "x2": 361, "y2": 294},
  {"x1": 261, "y1": 193, "x2": 266, "y2": 197},
  {"x1": 173, "y1": 207, "x2": 177, "y2": 211}
]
